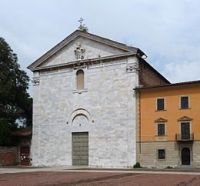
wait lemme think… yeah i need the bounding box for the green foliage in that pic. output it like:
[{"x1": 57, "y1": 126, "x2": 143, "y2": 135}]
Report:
[
  {"x1": 0, "y1": 119, "x2": 12, "y2": 146},
  {"x1": 133, "y1": 162, "x2": 142, "y2": 168},
  {"x1": 0, "y1": 37, "x2": 32, "y2": 145}
]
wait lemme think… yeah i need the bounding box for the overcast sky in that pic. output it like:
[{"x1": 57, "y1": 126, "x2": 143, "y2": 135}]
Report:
[{"x1": 1, "y1": 0, "x2": 200, "y2": 92}]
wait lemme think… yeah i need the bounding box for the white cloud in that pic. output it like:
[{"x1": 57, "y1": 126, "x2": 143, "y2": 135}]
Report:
[
  {"x1": 163, "y1": 61, "x2": 200, "y2": 83},
  {"x1": 1, "y1": 0, "x2": 200, "y2": 92}
]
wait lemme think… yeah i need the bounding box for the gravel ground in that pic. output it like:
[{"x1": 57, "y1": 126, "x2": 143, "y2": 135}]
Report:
[{"x1": 1, "y1": 171, "x2": 200, "y2": 186}]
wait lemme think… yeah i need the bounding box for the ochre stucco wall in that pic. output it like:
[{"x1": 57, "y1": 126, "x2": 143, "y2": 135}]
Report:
[{"x1": 139, "y1": 84, "x2": 200, "y2": 142}]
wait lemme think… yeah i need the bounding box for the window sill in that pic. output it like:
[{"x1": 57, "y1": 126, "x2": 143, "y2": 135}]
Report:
[
  {"x1": 179, "y1": 107, "x2": 191, "y2": 110},
  {"x1": 155, "y1": 135, "x2": 167, "y2": 137},
  {"x1": 73, "y1": 89, "x2": 88, "y2": 94},
  {"x1": 155, "y1": 136, "x2": 168, "y2": 141},
  {"x1": 157, "y1": 158, "x2": 166, "y2": 161},
  {"x1": 155, "y1": 109, "x2": 167, "y2": 112}
]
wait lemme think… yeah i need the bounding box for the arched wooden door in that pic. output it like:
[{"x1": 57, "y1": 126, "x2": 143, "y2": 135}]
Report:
[{"x1": 181, "y1": 148, "x2": 190, "y2": 165}]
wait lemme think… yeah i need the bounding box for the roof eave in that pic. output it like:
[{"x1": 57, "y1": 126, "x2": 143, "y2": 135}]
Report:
[{"x1": 135, "y1": 80, "x2": 200, "y2": 91}]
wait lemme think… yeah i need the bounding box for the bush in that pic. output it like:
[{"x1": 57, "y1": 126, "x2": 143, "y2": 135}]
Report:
[
  {"x1": 133, "y1": 162, "x2": 142, "y2": 168},
  {"x1": 166, "y1": 166, "x2": 173, "y2": 169}
]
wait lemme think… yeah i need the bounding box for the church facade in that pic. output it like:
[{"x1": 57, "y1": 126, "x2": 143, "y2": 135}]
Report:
[{"x1": 28, "y1": 29, "x2": 169, "y2": 168}]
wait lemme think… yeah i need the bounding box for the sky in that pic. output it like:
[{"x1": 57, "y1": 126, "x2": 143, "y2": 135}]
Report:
[{"x1": 1, "y1": 0, "x2": 200, "y2": 93}]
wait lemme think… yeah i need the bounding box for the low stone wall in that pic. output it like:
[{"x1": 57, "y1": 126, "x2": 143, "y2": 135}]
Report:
[
  {"x1": 137, "y1": 141, "x2": 200, "y2": 168},
  {"x1": 138, "y1": 141, "x2": 179, "y2": 168},
  {"x1": 192, "y1": 141, "x2": 200, "y2": 167},
  {"x1": 0, "y1": 147, "x2": 18, "y2": 166}
]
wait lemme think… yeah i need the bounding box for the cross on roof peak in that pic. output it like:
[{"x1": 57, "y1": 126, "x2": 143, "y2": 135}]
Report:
[
  {"x1": 78, "y1": 17, "x2": 84, "y2": 26},
  {"x1": 78, "y1": 17, "x2": 88, "y2": 32}
]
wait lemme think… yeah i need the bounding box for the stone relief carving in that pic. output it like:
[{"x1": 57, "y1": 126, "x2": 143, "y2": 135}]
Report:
[
  {"x1": 74, "y1": 43, "x2": 85, "y2": 60},
  {"x1": 32, "y1": 77, "x2": 40, "y2": 86},
  {"x1": 126, "y1": 63, "x2": 139, "y2": 73}
]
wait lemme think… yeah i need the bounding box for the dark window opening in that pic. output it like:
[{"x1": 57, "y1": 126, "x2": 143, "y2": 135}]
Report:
[
  {"x1": 181, "y1": 122, "x2": 190, "y2": 140},
  {"x1": 181, "y1": 96, "x2": 189, "y2": 109},
  {"x1": 157, "y1": 98, "x2": 165, "y2": 111},
  {"x1": 158, "y1": 149, "x2": 165, "y2": 159},
  {"x1": 158, "y1": 123, "x2": 165, "y2": 136}
]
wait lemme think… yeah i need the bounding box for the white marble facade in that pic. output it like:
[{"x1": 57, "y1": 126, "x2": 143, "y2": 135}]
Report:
[{"x1": 30, "y1": 30, "x2": 140, "y2": 168}]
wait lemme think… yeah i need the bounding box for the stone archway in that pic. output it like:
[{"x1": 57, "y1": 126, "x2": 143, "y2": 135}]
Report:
[
  {"x1": 181, "y1": 148, "x2": 190, "y2": 165},
  {"x1": 72, "y1": 114, "x2": 88, "y2": 127},
  {"x1": 69, "y1": 108, "x2": 91, "y2": 125},
  {"x1": 71, "y1": 114, "x2": 89, "y2": 166},
  {"x1": 69, "y1": 109, "x2": 90, "y2": 166}
]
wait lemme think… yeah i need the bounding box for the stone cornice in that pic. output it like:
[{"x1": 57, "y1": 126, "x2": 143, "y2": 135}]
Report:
[
  {"x1": 33, "y1": 52, "x2": 138, "y2": 72},
  {"x1": 177, "y1": 116, "x2": 193, "y2": 121},
  {"x1": 155, "y1": 117, "x2": 168, "y2": 123}
]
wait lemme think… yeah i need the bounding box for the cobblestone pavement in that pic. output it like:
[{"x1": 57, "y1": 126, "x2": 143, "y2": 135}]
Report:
[{"x1": 0, "y1": 171, "x2": 200, "y2": 186}]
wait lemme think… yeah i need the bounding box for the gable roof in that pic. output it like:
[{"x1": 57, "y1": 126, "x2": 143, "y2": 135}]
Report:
[
  {"x1": 28, "y1": 30, "x2": 145, "y2": 71},
  {"x1": 139, "y1": 58, "x2": 170, "y2": 84},
  {"x1": 136, "y1": 80, "x2": 200, "y2": 91}
]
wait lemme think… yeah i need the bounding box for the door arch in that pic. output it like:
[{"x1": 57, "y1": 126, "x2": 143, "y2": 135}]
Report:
[{"x1": 181, "y1": 148, "x2": 190, "y2": 165}]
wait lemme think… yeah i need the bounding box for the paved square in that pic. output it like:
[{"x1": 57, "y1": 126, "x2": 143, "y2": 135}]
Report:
[{"x1": 0, "y1": 170, "x2": 200, "y2": 186}]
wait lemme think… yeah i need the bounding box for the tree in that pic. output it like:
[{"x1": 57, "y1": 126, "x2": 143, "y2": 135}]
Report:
[{"x1": 0, "y1": 37, "x2": 32, "y2": 145}]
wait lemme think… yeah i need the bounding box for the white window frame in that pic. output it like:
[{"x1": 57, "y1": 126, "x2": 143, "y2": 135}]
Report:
[
  {"x1": 157, "y1": 123, "x2": 166, "y2": 136},
  {"x1": 156, "y1": 97, "x2": 166, "y2": 111},
  {"x1": 179, "y1": 95, "x2": 190, "y2": 109},
  {"x1": 179, "y1": 121, "x2": 192, "y2": 135},
  {"x1": 157, "y1": 149, "x2": 166, "y2": 160}
]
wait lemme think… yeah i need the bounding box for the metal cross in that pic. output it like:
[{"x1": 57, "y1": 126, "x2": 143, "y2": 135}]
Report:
[{"x1": 78, "y1": 17, "x2": 84, "y2": 27}]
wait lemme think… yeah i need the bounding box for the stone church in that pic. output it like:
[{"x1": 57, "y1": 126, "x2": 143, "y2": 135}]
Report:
[{"x1": 28, "y1": 27, "x2": 169, "y2": 168}]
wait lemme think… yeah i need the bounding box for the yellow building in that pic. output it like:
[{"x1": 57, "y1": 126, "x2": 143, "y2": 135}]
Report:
[{"x1": 136, "y1": 81, "x2": 200, "y2": 168}]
